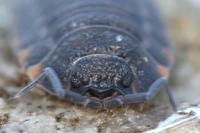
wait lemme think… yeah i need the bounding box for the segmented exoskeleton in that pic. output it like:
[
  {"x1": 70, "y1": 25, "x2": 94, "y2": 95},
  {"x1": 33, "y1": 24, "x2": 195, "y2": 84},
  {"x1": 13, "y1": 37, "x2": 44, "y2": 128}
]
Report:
[{"x1": 12, "y1": 0, "x2": 176, "y2": 109}]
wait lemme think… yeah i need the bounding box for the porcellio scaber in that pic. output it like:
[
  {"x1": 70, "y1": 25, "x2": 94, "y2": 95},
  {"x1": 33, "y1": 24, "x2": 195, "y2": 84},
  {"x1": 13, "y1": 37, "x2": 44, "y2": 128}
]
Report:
[{"x1": 12, "y1": 0, "x2": 176, "y2": 110}]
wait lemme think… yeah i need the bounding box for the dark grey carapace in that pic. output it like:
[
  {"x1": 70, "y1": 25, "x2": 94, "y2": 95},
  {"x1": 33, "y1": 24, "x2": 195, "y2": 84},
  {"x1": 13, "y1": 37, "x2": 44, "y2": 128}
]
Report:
[{"x1": 13, "y1": 0, "x2": 176, "y2": 109}]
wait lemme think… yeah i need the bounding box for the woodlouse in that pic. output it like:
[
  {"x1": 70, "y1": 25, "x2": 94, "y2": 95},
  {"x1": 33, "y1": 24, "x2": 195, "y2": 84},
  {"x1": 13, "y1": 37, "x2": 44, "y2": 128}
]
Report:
[{"x1": 12, "y1": 0, "x2": 176, "y2": 110}]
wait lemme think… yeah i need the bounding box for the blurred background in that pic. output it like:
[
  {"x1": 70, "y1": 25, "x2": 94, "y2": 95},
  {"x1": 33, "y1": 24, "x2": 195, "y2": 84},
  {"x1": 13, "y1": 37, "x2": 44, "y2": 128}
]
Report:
[
  {"x1": 0, "y1": 0, "x2": 199, "y2": 132},
  {"x1": 157, "y1": 0, "x2": 200, "y2": 105}
]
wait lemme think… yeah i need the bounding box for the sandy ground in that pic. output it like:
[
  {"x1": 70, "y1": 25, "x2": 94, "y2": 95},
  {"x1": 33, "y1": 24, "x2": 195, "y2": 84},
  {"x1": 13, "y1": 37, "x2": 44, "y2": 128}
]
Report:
[{"x1": 0, "y1": 0, "x2": 200, "y2": 133}]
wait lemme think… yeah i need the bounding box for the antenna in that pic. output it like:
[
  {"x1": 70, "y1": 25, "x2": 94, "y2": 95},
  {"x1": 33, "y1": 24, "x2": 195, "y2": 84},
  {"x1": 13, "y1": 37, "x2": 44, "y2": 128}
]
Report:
[
  {"x1": 11, "y1": 72, "x2": 46, "y2": 100},
  {"x1": 11, "y1": 67, "x2": 66, "y2": 100}
]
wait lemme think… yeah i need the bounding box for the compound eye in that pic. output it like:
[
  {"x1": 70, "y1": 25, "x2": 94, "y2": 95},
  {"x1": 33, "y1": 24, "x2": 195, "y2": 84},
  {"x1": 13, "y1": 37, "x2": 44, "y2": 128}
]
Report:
[{"x1": 122, "y1": 74, "x2": 133, "y2": 87}]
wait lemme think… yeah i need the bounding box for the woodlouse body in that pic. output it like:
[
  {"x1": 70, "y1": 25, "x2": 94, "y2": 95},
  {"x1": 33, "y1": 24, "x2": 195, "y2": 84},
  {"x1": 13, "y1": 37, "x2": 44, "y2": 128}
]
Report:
[{"x1": 13, "y1": 0, "x2": 176, "y2": 109}]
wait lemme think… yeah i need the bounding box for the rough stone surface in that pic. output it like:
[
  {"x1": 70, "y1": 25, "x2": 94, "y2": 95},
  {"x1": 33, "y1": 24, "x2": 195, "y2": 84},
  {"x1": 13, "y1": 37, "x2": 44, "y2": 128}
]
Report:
[{"x1": 146, "y1": 105, "x2": 200, "y2": 133}]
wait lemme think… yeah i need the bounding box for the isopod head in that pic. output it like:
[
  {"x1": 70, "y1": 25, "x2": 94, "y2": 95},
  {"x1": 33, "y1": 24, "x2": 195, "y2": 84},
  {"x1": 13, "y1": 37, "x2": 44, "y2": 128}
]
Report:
[{"x1": 70, "y1": 54, "x2": 134, "y2": 99}]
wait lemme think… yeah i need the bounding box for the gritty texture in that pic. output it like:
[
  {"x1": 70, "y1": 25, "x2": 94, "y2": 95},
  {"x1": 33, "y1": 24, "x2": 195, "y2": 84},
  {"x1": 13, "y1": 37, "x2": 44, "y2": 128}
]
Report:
[
  {"x1": 146, "y1": 105, "x2": 200, "y2": 133},
  {"x1": 0, "y1": 0, "x2": 200, "y2": 133}
]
